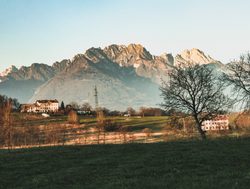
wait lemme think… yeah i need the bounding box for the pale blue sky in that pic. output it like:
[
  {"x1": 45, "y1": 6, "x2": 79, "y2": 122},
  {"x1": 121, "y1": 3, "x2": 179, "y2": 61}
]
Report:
[{"x1": 0, "y1": 0, "x2": 250, "y2": 71}]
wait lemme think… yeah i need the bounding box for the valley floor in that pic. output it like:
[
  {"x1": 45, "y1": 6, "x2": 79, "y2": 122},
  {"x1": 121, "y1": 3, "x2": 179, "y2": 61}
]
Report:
[
  {"x1": 1, "y1": 138, "x2": 250, "y2": 189},
  {"x1": 3, "y1": 115, "x2": 250, "y2": 149}
]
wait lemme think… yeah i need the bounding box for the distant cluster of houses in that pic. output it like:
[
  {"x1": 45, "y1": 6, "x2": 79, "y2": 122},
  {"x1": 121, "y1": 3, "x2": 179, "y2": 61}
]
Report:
[{"x1": 21, "y1": 100, "x2": 59, "y2": 113}]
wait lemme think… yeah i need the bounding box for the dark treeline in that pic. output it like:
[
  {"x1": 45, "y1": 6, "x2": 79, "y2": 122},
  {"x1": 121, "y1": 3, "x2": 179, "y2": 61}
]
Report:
[{"x1": 61, "y1": 101, "x2": 167, "y2": 117}]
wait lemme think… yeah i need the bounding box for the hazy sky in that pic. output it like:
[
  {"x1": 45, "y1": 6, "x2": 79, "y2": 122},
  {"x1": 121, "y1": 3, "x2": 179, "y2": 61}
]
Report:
[{"x1": 0, "y1": 0, "x2": 250, "y2": 71}]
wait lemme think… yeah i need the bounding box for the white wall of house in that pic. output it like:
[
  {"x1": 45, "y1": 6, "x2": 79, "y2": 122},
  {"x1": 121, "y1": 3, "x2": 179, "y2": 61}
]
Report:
[
  {"x1": 21, "y1": 100, "x2": 59, "y2": 113},
  {"x1": 202, "y1": 119, "x2": 229, "y2": 131}
]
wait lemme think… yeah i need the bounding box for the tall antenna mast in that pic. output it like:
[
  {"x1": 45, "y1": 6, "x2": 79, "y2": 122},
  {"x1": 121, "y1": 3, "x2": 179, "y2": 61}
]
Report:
[{"x1": 94, "y1": 85, "x2": 99, "y2": 109}]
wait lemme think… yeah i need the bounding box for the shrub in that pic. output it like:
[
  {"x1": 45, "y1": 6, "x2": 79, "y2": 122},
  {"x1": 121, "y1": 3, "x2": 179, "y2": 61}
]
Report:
[
  {"x1": 234, "y1": 112, "x2": 250, "y2": 130},
  {"x1": 103, "y1": 119, "x2": 122, "y2": 132},
  {"x1": 68, "y1": 110, "x2": 79, "y2": 124}
]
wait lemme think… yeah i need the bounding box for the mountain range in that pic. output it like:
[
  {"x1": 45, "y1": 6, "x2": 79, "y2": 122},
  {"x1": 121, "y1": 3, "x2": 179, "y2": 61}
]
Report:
[{"x1": 0, "y1": 44, "x2": 226, "y2": 110}]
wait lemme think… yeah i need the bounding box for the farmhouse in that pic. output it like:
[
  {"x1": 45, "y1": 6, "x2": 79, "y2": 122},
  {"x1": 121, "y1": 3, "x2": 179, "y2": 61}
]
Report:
[
  {"x1": 21, "y1": 99, "x2": 59, "y2": 113},
  {"x1": 202, "y1": 115, "x2": 229, "y2": 131}
]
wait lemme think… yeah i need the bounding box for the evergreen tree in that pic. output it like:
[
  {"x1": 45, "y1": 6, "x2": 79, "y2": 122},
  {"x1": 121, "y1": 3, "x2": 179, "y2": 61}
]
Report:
[{"x1": 61, "y1": 101, "x2": 65, "y2": 110}]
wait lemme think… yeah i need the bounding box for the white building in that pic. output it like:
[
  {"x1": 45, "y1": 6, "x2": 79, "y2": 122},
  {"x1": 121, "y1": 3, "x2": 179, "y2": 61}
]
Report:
[
  {"x1": 21, "y1": 99, "x2": 59, "y2": 113},
  {"x1": 202, "y1": 115, "x2": 229, "y2": 131}
]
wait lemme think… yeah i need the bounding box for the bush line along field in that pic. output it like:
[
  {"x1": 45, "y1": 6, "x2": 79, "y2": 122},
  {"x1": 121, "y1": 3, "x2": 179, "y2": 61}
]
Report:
[
  {"x1": 2, "y1": 115, "x2": 172, "y2": 147},
  {"x1": 1, "y1": 138, "x2": 250, "y2": 189},
  {"x1": 2, "y1": 113, "x2": 250, "y2": 148}
]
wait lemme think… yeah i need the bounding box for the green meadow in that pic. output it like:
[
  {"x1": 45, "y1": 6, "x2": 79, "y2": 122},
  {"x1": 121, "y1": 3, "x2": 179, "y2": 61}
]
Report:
[{"x1": 1, "y1": 138, "x2": 250, "y2": 189}]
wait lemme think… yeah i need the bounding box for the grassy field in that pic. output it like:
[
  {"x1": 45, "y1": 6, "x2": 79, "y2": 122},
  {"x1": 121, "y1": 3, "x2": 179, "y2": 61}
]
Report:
[
  {"x1": 80, "y1": 116, "x2": 168, "y2": 131},
  {"x1": 14, "y1": 114, "x2": 168, "y2": 130},
  {"x1": 1, "y1": 138, "x2": 250, "y2": 189}
]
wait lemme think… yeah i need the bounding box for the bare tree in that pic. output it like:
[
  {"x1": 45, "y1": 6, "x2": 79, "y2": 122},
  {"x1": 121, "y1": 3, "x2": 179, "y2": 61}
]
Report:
[
  {"x1": 61, "y1": 124, "x2": 67, "y2": 146},
  {"x1": 126, "y1": 107, "x2": 136, "y2": 116},
  {"x1": 96, "y1": 109, "x2": 105, "y2": 144},
  {"x1": 142, "y1": 128, "x2": 152, "y2": 142},
  {"x1": 139, "y1": 107, "x2": 146, "y2": 117},
  {"x1": 138, "y1": 107, "x2": 164, "y2": 116},
  {"x1": 81, "y1": 103, "x2": 92, "y2": 112},
  {"x1": 0, "y1": 98, "x2": 4, "y2": 146},
  {"x1": 4, "y1": 99, "x2": 13, "y2": 150},
  {"x1": 224, "y1": 53, "x2": 250, "y2": 108},
  {"x1": 119, "y1": 126, "x2": 128, "y2": 143},
  {"x1": 69, "y1": 101, "x2": 80, "y2": 110},
  {"x1": 68, "y1": 110, "x2": 79, "y2": 124},
  {"x1": 161, "y1": 63, "x2": 232, "y2": 140},
  {"x1": 0, "y1": 96, "x2": 14, "y2": 149}
]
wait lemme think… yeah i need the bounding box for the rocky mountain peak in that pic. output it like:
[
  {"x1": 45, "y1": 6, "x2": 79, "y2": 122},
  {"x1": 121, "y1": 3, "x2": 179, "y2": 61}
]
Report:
[
  {"x1": 127, "y1": 43, "x2": 144, "y2": 52},
  {"x1": 103, "y1": 43, "x2": 153, "y2": 67},
  {"x1": 175, "y1": 48, "x2": 217, "y2": 65},
  {"x1": 103, "y1": 44, "x2": 126, "y2": 60},
  {"x1": 0, "y1": 65, "x2": 18, "y2": 77},
  {"x1": 84, "y1": 47, "x2": 108, "y2": 63},
  {"x1": 127, "y1": 44, "x2": 153, "y2": 60},
  {"x1": 52, "y1": 59, "x2": 71, "y2": 73},
  {"x1": 160, "y1": 53, "x2": 174, "y2": 65}
]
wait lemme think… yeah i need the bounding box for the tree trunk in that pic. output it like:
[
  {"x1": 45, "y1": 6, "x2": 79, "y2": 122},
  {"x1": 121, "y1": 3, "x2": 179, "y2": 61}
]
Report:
[
  {"x1": 194, "y1": 117, "x2": 206, "y2": 140},
  {"x1": 197, "y1": 123, "x2": 206, "y2": 140}
]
